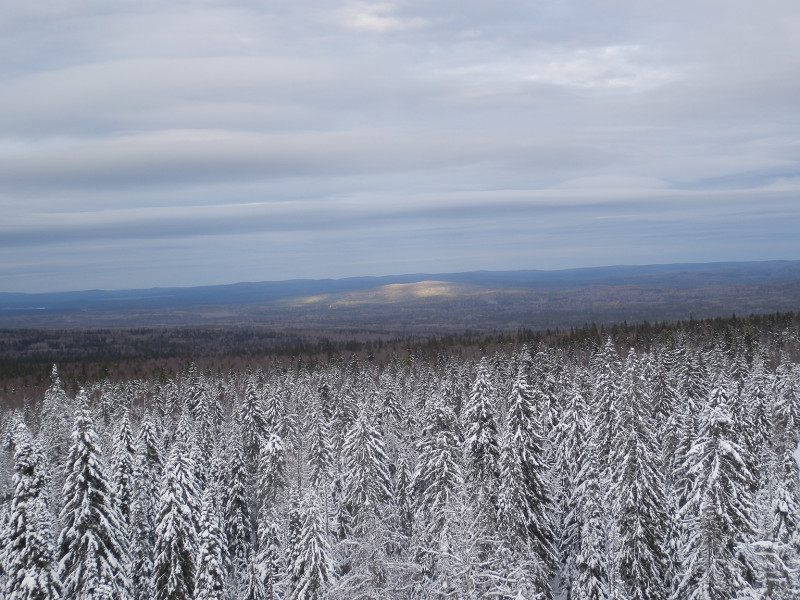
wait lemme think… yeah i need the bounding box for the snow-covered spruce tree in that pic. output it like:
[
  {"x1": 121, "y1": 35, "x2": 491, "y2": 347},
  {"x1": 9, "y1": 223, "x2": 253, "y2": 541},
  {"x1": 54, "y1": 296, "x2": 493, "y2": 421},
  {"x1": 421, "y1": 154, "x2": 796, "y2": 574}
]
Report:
[
  {"x1": 413, "y1": 386, "x2": 462, "y2": 541},
  {"x1": 336, "y1": 400, "x2": 410, "y2": 599},
  {"x1": 740, "y1": 356, "x2": 773, "y2": 488},
  {"x1": 464, "y1": 357, "x2": 500, "y2": 510},
  {"x1": 663, "y1": 353, "x2": 711, "y2": 595},
  {"x1": 264, "y1": 390, "x2": 292, "y2": 443},
  {"x1": 240, "y1": 553, "x2": 268, "y2": 600},
  {"x1": 497, "y1": 366, "x2": 557, "y2": 596},
  {"x1": 306, "y1": 393, "x2": 333, "y2": 490},
  {"x1": 58, "y1": 390, "x2": 130, "y2": 600},
  {"x1": 0, "y1": 503, "x2": 9, "y2": 590},
  {"x1": 394, "y1": 448, "x2": 414, "y2": 542},
  {"x1": 130, "y1": 410, "x2": 163, "y2": 600},
  {"x1": 286, "y1": 500, "x2": 303, "y2": 593},
  {"x1": 378, "y1": 366, "x2": 404, "y2": 434},
  {"x1": 650, "y1": 353, "x2": 679, "y2": 427},
  {"x1": 743, "y1": 437, "x2": 800, "y2": 599},
  {"x1": 289, "y1": 494, "x2": 331, "y2": 600},
  {"x1": 331, "y1": 383, "x2": 359, "y2": 461},
  {"x1": 4, "y1": 420, "x2": 63, "y2": 600},
  {"x1": 773, "y1": 424, "x2": 800, "y2": 550},
  {"x1": 306, "y1": 392, "x2": 334, "y2": 540},
  {"x1": 179, "y1": 363, "x2": 204, "y2": 414},
  {"x1": 239, "y1": 372, "x2": 269, "y2": 467},
  {"x1": 744, "y1": 406, "x2": 800, "y2": 599},
  {"x1": 258, "y1": 430, "x2": 287, "y2": 508},
  {"x1": 673, "y1": 386, "x2": 756, "y2": 600},
  {"x1": 611, "y1": 351, "x2": 668, "y2": 600},
  {"x1": 341, "y1": 405, "x2": 391, "y2": 535},
  {"x1": 111, "y1": 413, "x2": 136, "y2": 531},
  {"x1": 195, "y1": 488, "x2": 226, "y2": 600},
  {"x1": 257, "y1": 505, "x2": 285, "y2": 600},
  {"x1": 588, "y1": 338, "x2": 622, "y2": 476},
  {"x1": 223, "y1": 433, "x2": 253, "y2": 578},
  {"x1": 38, "y1": 365, "x2": 73, "y2": 515},
  {"x1": 191, "y1": 374, "x2": 224, "y2": 451},
  {"x1": 774, "y1": 358, "x2": 800, "y2": 435},
  {"x1": 152, "y1": 416, "x2": 200, "y2": 600},
  {"x1": 671, "y1": 350, "x2": 711, "y2": 506},
  {"x1": 556, "y1": 379, "x2": 590, "y2": 600},
  {"x1": 772, "y1": 358, "x2": 800, "y2": 540},
  {"x1": 574, "y1": 450, "x2": 609, "y2": 600}
]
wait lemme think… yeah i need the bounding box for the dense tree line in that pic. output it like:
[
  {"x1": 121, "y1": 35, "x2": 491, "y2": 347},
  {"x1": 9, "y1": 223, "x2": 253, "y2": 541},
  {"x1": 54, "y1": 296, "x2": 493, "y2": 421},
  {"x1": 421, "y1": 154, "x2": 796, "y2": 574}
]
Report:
[{"x1": 1, "y1": 320, "x2": 799, "y2": 599}]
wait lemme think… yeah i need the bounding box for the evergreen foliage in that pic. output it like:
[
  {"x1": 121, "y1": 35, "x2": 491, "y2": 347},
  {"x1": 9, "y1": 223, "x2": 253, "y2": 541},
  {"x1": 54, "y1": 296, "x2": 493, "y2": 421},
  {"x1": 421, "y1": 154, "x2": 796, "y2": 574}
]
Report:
[
  {"x1": 289, "y1": 495, "x2": 330, "y2": 600},
  {"x1": 152, "y1": 422, "x2": 200, "y2": 600},
  {"x1": 2, "y1": 317, "x2": 800, "y2": 599},
  {"x1": 4, "y1": 420, "x2": 63, "y2": 600},
  {"x1": 497, "y1": 366, "x2": 557, "y2": 594},
  {"x1": 58, "y1": 391, "x2": 130, "y2": 600},
  {"x1": 195, "y1": 489, "x2": 226, "y2": 600},
  {"x1": 130, "y1": 410, "x2": 163, "y2": 600},
  {"x1": 674, "y1": 387, "x2": 756, "y2": 600},
  {"x1": 223, "y1": 437, "x2": 252, "y2": 576},
  {"x1": 464, "y1": 357, "x2": 500, "y2": 507}
]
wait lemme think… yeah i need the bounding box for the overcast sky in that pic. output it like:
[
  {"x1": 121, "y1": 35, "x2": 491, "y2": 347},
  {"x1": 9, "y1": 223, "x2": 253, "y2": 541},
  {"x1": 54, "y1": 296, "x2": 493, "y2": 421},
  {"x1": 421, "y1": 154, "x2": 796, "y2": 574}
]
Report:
[{"x1": 2, "y1": 1, "x2": 799, "y2": 292}]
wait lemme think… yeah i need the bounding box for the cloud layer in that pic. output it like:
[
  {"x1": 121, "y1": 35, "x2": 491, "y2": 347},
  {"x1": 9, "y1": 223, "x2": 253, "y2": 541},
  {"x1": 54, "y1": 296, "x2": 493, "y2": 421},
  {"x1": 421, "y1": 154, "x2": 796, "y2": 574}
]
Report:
[{"x1": 2, "y1": 0, "x2": 799, "y2": 291}]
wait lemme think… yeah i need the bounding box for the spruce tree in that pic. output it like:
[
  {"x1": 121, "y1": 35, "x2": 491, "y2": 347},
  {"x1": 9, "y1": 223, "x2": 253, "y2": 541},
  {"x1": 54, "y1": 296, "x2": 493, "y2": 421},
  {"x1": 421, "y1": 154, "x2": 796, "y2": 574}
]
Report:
[
  {"x1": 611, "y1": 352, "x2": 668, "y2": 600},
  {"x1": 111, "y1": 413, "x2": 136, "y2": 530},
  {"x1": 38, "y1": 365, "x2": 73, "y2": 515},
  {"x1": 575, "y1": 454, "x2": 610, "y2": 600},
  {"x1": 306, "y1": 394, "x2": 333, "y2": 490},
  {"x1": 195, "y1": 489, "x2": 226, "y2": 600},
  {"x1": 413, "y1": 388, "x2": 462, "y2": 540},
  {"x1": 674, "y1": 387, "x2": 755, "y2": 600},
  {"x1": 557, "y1": 380, "x2": 590, "y2": 600},
  {"x1": 258, "y1": 431, "x2": 287, "y2": 507},
  {"x1": 152, "y1": 426, "x2": 200, "y2": 600},
  {"x1": 289, "y1": 495, "x2": 331, "y2": 600},
  {"x1": 58, "y1": 391, "x2": 129, "y2": 600},
  {"x1": 5, "y1": 420, "x2": 63, "y2": 600},
  {"x1": 130, "y1": 410, "x2": 163, "y2": 600},
  {"x1": 241, "y1": 554, "x2": 268, "y2": 600},
  {"x1": 464, "y1": 357, "x2": 500, "y2": 508},
  {"x1": 342, "y1": 407, "x2": 391, "y2": 534},
  {"x1": 0, "y1": 504, "x2": 9, "y2": 589},
  {"x1": 497, "y1": 368, "x2": 557, "y2": 595},
  {"x1": 589, "y1": 338, "x2": 622, "y2": 475},
  {"x1": 239, "y1": 373, "x2": 269, "y2": 466},
  {"x1": 257, "y1": 505, "x2": 285, "y2": 600},
  {"x1": 223, "y1": 436, "x2": 252, "y2": 577}
]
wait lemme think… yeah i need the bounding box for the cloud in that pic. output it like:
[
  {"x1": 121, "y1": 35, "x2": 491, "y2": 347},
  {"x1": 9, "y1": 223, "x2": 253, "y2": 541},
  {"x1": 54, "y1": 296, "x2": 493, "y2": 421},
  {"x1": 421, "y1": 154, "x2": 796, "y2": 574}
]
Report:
[
  {"x1": 338, "y1": 1, "x2": 430, "y2": 33},
  {"x1": 1, "y1": 0, "x2": 799, "y2": 292}
]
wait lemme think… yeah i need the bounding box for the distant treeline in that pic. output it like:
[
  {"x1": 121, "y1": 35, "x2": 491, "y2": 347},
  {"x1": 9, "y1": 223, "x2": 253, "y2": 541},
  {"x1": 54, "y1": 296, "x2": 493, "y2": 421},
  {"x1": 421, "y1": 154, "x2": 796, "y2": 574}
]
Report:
[{"x1": 1, "y1": 311, "x2": 798, "y2": 403}]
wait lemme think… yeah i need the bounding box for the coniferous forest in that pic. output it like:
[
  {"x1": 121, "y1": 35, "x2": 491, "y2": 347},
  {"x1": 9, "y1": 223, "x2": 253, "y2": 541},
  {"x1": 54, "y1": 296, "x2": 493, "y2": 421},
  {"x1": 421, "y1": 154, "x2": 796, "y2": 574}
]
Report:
[{"x1": 1, "y1": 317, "x2": 800, "y2": 600}]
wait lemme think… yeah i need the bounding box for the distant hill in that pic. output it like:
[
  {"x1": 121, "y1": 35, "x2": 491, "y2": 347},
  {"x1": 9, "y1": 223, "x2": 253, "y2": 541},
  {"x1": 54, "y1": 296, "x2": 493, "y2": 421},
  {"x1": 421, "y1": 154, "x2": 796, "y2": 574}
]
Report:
[{"x1": 1, "y1": 260, "x2": 799, "y2": 330}]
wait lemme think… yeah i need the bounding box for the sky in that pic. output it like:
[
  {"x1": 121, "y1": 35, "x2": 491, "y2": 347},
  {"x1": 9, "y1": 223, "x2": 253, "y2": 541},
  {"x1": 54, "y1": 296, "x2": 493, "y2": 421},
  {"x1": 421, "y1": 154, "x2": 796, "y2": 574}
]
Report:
[{"x1": 2, "y1": 1, "x2": 799, "y2": 293}]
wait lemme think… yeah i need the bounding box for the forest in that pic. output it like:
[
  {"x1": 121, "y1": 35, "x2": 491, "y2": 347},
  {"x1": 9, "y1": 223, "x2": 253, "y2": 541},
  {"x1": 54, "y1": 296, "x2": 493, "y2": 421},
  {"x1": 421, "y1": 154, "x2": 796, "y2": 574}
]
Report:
[{"x1": 1, "y1": 314, "x2": 800, "y2": 600}]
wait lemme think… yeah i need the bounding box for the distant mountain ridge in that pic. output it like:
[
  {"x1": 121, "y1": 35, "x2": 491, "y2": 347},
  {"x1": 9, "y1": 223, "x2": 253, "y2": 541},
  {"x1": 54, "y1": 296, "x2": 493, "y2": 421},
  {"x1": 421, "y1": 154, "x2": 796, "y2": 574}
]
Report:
[{"x1": 1, "y1": 260, "x2": 799, "y2": 329}]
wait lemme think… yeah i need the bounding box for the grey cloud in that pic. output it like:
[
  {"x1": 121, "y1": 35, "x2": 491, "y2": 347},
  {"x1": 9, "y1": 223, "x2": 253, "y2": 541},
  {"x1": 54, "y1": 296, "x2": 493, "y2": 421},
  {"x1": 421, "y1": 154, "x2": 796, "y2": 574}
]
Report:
[{"x1": 1, "y1": 0, "x2": 799, "y2": 292}]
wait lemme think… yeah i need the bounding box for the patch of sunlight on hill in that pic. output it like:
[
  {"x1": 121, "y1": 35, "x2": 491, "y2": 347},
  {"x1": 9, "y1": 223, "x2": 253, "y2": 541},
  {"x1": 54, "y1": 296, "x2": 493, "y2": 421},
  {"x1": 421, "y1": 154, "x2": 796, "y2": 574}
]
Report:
[
  {"x1": 281, "y1": 281, "x2": 481, "y2": 308},
  {"x1": 286, "y1": 294, "x2": 331, "y2": 305},
  {"x1": 302, "y1": 280, "x2": 471, "y2": 307},
  {"x1": 378, "y1": 281, "x2": 461, "y2": 300}
]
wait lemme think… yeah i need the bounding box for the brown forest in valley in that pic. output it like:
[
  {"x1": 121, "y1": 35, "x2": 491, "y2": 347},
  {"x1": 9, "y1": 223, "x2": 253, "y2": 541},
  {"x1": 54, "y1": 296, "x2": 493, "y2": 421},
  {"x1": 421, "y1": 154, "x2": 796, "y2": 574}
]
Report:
[{"x1": 1, "y1": 310, "x2": 798, "y2": 407}]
